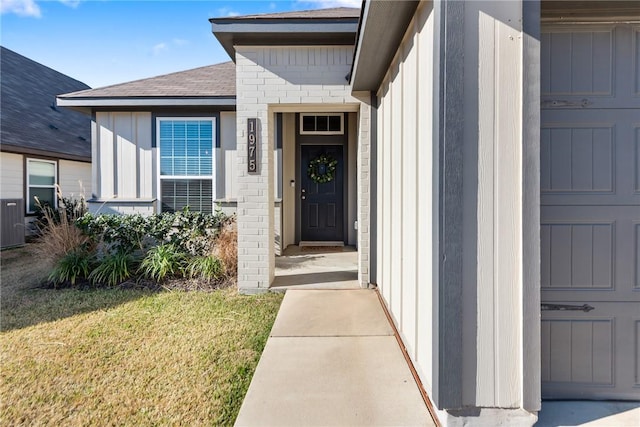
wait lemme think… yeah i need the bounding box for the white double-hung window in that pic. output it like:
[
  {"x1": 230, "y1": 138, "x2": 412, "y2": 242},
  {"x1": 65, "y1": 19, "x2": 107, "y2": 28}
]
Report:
[
  {"x1": 157, "y1": 118, "x2": 215, "y2": 213},
  {"x1": 27, "y1": 159, "x2": 57, "y2": 213}
]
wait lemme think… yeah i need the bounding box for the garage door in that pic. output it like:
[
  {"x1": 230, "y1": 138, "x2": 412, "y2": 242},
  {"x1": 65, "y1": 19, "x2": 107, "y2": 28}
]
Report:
[{"x1": 541, "y1": 23, "x2": 640, "y2": 400}]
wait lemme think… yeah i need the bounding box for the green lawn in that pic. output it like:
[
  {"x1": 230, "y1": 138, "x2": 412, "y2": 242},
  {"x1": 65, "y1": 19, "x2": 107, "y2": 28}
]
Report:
[{"x1": 0, "y1": 245, "x2": 282, "y2": 426}]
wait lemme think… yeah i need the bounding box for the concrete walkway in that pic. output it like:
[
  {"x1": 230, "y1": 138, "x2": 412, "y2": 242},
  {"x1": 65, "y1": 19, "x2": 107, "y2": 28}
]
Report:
[{"x1": 235, "y1": 289, "x2": 436, "y2": 426}]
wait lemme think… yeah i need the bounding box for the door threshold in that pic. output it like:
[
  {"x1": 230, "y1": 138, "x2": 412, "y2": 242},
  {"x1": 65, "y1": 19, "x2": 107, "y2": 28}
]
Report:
[{"x1": 299, "y1": 241, "x2": 345, "y2": 247}]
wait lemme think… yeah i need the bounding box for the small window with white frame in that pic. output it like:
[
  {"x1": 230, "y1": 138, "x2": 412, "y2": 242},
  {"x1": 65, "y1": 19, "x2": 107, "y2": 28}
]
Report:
[
  {"x1": 300, "y1": 113, "x2": 344, "y2": 135},
  {"x1": 157, "y1": 117, "x2": 216, "y2": 214},
  {"x1": 27, "y1": 158, "x2": 57, "y2": 214}
]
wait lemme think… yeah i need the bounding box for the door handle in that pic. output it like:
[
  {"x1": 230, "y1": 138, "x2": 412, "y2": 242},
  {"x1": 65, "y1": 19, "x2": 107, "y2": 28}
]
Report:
[
  {"x1": 541, "y1": 303, "x2": 595, "y2": 312},
  {"x1": 301, "y1": 188, "x2": 306, "y2": 200}
]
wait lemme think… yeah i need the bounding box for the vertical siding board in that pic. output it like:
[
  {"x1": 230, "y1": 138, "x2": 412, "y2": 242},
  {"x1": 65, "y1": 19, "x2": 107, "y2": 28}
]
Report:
[
  {"x1": 390, "y1": 59, "x2": 403, "y2": 321},
  {"x1": 401, "y1": 28, "x2": 418, "y2": 359},
  {"x1": 477, "y1": 11, "x2": 497, "y2": 405},
  {"x1": 415, "y1": 2, "x2": 436, "y2": 388},
  {"x1": 98, "y1": 112, "x2": 114, "y2": 198},
  {"x1": 115, "y1": 113, "x2": 137, "y2": 198},
  {"x1": 382, "y1": 87, "x2": 392, "y2": 305},
  {"x1": 137, "y1": 113, "x2": 153, "y2": 199},
  {"x1": 494, "y1": 18, "x2": 523, "y2": 405}
]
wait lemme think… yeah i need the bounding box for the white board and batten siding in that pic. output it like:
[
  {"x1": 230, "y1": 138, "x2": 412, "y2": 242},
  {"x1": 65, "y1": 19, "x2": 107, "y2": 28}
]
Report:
[
  {"x1": 377, "y1": 0, "x2": 538, "y2": 415},
  {"x1": 93, "y1": 112, "x2": 155, "y2": 215},
  {"x1": 541, "y1": 23, "x2": 640, "y2": 400},
  {"x1": 376, "y1": 1, "x2": 438, "y2": 395}
]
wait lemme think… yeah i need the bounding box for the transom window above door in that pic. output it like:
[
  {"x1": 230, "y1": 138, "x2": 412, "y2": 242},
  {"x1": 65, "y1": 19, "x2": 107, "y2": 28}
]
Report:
[
  {"x1": 300, "y1": 113, "x2": 344, "y2": 135},
  {"x1": 157, "y1": 118, "x2": 215, "y2": 214}
]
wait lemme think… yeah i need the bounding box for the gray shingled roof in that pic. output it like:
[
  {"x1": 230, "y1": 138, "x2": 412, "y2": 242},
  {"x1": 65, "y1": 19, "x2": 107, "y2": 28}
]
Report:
[
  {"x1": 58, "y1": 61, "x2": 235, "y2": 100},
  {"x1": 215, "y1": 7, "x2": 361, "y2": 20},
  {"x1": 1, "y1": 46, "x2": 91, "y2": 161}
]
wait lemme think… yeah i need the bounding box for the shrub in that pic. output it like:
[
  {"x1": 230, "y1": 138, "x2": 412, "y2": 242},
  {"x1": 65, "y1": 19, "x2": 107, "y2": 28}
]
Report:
[
  {"x1": 213, "y1": 218, "x2": 237, "y2": 280},
  {"x1": 139, "y1": 244, "x2": 187, "y2": 282},
  {"x1": 186, "y1": 256, "x2": 223, "y2": 280},
  {"x1": 89, "y1": 251, "x2": 138, "y2": 286},
  {"x1": 48, "y1": 250, "x2": 92, "y2": 287},
  {"x1": 77, "y1": 208, "x2": 229, "y2": 257}
]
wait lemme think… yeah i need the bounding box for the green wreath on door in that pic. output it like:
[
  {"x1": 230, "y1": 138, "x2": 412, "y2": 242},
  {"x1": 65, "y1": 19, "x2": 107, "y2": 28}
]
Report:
[{"x1": 307, "y1": 154, "x2": 338, "y2": 184}]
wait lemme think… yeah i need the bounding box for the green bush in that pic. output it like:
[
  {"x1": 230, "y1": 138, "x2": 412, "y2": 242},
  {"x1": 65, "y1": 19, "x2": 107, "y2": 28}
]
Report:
[
  {"x1": 89, "y1": 251, "x2": 138, "y2": 286},
  {"x1": 187, "y1": 256, "x2": 223, "y2": 280},
  {"x1": 48, "y1": 250, "x2": 93, "y2": 286},
  {"x1": 139, "y1": 244, "x2": 187, "y2": 282},
  {"x1": 76, "y1": 208, "x2": 228, "y2": 256}
]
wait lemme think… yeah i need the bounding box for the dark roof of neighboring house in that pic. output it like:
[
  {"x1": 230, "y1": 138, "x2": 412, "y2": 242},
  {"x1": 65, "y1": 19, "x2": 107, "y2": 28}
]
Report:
[
  {"x1": 216, "y1": 7, "x2": 361, "y2": 20},
  {"x1": 59, "y1": 61, "x2": 236, "y2": 99},
  {"x1": 1, "y1": 46, "x2": 91, "y2": 161},
  {"x1": 210, "y1": 7, "x2": 361, "y2": 60}
]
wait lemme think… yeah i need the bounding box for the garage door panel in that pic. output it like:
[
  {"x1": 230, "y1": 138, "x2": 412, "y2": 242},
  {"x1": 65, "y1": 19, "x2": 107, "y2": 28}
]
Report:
[
  {"x1": 541, "y1": 206, "x2": 639, "y2": 299},
  {"x1": 541, "y1": 222, "x2": 613, "y2": 289},
  {"x1": 542, "y1": 25, "x2": 640, "y2": 109},
  {"x1": 542, "y1": 318, "x2": 613, "y2": 385},
  {"x1": 542, "y1": 306, "x2": 639, "y2": 399},
  {"x1": 542, "y1": 28, "x2": 613, "y2": 96},
  {"x1": 541, "y1": 110, "x2": 639, "y2": 205}
]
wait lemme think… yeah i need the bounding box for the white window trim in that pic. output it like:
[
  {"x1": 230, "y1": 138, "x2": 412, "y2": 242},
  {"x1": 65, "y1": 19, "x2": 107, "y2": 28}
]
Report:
[
  {"x1": 155, "y1": 117, "x2": 217, "y2": 213},
  {"x1": 299, "y1": 113, "x2": 344, "y2": 135},
  {"x1": 26, "y1": 158, "x2": 58, "y2": 214}
]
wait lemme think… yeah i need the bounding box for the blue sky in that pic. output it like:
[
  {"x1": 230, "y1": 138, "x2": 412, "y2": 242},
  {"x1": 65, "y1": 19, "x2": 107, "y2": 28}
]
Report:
[{"x1": 1, "y1": 0, "x2": 360, "y2": 89}]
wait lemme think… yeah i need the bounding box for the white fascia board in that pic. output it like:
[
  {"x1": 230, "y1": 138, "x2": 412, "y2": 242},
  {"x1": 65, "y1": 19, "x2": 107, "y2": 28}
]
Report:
[{"x1": 56, "y1": 97, "x2": 236, "y2": 108}]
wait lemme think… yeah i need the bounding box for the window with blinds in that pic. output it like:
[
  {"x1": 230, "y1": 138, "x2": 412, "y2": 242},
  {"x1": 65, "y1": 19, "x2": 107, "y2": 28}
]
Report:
[{"x1": 157, "y1": 118, "x2": 215, "y2": 213}]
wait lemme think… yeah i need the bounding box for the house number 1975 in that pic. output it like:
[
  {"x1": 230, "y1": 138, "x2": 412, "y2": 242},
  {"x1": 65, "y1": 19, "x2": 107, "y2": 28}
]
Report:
[{"x1": 247, "y1": 118, "x2": 258, "y2": 173}]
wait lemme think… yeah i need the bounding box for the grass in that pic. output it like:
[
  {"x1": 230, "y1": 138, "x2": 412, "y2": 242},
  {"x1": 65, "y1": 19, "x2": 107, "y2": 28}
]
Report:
[{"x1": 0, "y1": 245, "x2": 283, "y2": 426}]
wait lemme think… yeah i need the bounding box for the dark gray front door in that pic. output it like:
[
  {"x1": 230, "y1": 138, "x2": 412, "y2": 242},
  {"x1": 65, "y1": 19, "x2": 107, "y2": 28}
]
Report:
[{"x1": 300, "y1": 145, "x2": 344, "y2": 242}]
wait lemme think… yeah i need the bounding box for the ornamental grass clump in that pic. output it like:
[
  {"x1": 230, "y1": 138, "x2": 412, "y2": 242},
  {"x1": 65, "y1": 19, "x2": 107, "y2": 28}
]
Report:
[
  {"x1": 139, "y1": 244, "x2": 188, "y2": 282},
  {"x1": 48, "y1": 250, "x2": 93, "y2": 287},
  {"x1": 34, "y1": 190, "x2": 91, "y2": 266},
  {"x1": 186, "y1": 256, "x2": 223, "y2": 280},
  {"x1": 89, "y1": 250, "x2": 138, "y2": 287}
]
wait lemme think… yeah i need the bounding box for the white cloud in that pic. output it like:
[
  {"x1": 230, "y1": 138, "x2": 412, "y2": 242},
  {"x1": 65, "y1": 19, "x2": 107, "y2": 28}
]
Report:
[
  {"x1": 152, "y1": 42, "x2": 168, "y2": 55},
  {"x1": 0, "y1": 0, "x2": 41, "y2": 17},
  {"x1": 172, "y1": 38, "x2": 189, "y2": 47},
  {"x1": 269, "y1": 2, "x2": 277, "y2": 10},
  {"x1": 297, "y1": 0, "x2": 361, "y2": 8},
  {"x1": 216, "y1": 7, "x2": 239, "y2": 17}
]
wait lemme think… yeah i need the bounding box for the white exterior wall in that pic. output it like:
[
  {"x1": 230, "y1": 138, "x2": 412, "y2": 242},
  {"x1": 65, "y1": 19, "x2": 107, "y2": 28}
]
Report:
[
  {"x1": 0, "y1": 152, "x2": 23, "y2": 199},
  {"x1": 376, "y1": 1, "x2": 438, "y2": 395},
  {"x1": 59, "y1": 160, "x2": 91, "y2": 199},
  {"x1": 235, "y1": 45, "x2": 371, "y2": 291},
  {"x1": 374, "y1": 1, "x2": 538, "y2": 423}
]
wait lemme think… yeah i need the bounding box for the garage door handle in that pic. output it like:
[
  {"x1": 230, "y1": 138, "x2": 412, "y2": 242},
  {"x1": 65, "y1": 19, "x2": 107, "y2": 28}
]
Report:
[
  {"x1": 541, "y1": 303, "x2": 595, "y2": 312},
  {"x1": 541, "y1": 98, "x2": 592, "y2": 108}
]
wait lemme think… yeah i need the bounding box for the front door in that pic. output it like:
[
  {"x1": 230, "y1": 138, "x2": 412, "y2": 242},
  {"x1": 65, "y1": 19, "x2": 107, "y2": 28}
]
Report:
[
  {"x1": 300, "y1": 144, "x2": 344, "y2": 242},
  {"x1": 540, "y1": 23, "x2": 640, "y2": 400}
]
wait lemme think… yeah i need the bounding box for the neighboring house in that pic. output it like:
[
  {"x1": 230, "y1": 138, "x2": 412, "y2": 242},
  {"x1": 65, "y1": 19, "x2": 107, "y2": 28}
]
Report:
[
  {"x1": 1, "y1": 46, "x2": 92, "y2": 247},
  {"x1": 57, "y1": 2, "x2": 640, "y2": 425}
]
